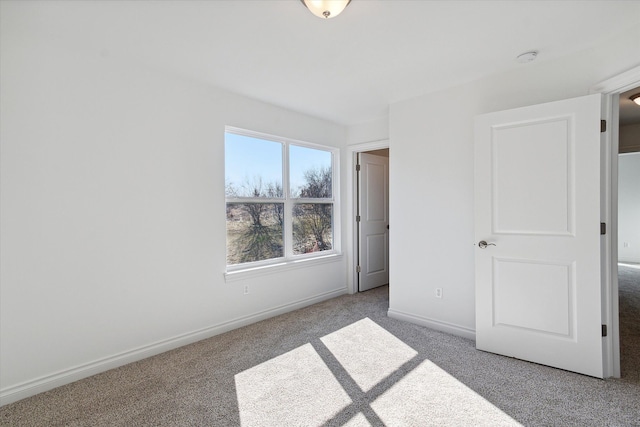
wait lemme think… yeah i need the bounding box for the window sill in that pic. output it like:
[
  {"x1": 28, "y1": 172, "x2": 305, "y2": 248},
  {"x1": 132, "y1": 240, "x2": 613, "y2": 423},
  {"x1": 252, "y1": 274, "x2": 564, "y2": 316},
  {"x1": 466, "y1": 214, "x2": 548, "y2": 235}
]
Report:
[{"x1": 224, "y1": 253, "x2": 343, "y2": 283}]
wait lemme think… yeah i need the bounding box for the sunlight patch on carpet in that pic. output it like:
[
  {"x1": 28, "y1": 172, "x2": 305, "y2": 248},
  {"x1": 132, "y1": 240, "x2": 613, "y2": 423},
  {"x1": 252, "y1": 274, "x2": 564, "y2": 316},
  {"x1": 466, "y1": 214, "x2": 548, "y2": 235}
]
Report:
[
  {"x1": 371, "y1": 359, "x2": 523, "y2": 426},
  {"x1": 320, "y1": 317, "x2": 418, "y2": 392},
  {"x1": 235, "y1": 318, "x2": 522, "y2": 426},
  {"x1": 234, "y1": 343, "x2": 352, "y2": 427}
]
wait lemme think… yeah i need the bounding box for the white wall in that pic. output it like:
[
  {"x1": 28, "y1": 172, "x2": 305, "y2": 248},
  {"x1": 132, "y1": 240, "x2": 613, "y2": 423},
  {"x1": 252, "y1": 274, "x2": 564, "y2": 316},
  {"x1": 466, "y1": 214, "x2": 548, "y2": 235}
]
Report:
[
  {"x1": 620, "y1": 123, "x2": 640, "y2": 153},
  {"x1": 0, "y1": 8, "x2": 348, "y2": 404},
  {"x1": 347, "y1": 117, "x2": 389, "y2": 145},
  {"x1": 388, "y1": 26, "x2": 640, "y2": 338},
  {"x1": 618, "y1": 153, "x2": 640, "y2": 263}
]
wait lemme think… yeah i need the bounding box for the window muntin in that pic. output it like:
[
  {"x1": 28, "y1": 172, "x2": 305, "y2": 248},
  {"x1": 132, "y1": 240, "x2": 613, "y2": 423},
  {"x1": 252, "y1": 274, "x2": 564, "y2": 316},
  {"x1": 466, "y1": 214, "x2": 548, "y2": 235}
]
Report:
[{"x1": 225, "y1": 128, "x2": 338, "y2": 268}]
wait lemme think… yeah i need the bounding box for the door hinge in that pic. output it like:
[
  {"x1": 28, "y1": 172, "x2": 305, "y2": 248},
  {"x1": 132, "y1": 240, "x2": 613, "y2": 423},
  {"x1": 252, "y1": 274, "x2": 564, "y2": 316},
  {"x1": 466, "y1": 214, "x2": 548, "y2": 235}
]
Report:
[
  {"x1": 601, "y1": 120, "x2": 607, "y2": 133},
  {"x1": 356, "y1": 215, "x2": 361, "y2": 222},
  {"x1": 356, "y1": 164, "x2": 361, "y2": 172},
  {"x1": 601, "y1": 222, "x2": 606, "y2": 235},
  {"x1": 602, "y1": 324, "x2": 607, "y2": 337},
  {"x1": 356, "y1": 265, "x2": 361, "y2": 273}
]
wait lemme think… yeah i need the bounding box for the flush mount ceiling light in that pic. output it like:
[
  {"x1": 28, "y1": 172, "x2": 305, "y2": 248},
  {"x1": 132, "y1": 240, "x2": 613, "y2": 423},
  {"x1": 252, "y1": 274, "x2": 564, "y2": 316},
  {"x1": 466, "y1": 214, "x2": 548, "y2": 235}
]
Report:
[
  {"x1": 301, "y1": 0, "x2": 351, "y2": 19},
  {"x1": 516, "y1": 51, "x2": 538, "y2": 63},
  {"x1": 631, "y1": 93, "x2": 640, "y2": 106}
]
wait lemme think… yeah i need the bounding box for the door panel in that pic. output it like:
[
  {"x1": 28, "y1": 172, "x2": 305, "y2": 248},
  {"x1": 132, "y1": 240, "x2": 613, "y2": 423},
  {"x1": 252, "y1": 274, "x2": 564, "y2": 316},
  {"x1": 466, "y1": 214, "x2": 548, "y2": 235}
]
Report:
[
  {"x1": 475, "y1": 94, "x2": 604, "y2": 378},
  {"x1": 359, "y1": 153, "x2": 389, "y2": 292},
  {"x1": 367, "y1": 234, "x2": 386, "y2": 274},
  {"x1": 492, "y1": 117, "x2": 572, "y2": 235},
  {"x1": 493, "y1": 258, "x2": 574, "y2": 337}
]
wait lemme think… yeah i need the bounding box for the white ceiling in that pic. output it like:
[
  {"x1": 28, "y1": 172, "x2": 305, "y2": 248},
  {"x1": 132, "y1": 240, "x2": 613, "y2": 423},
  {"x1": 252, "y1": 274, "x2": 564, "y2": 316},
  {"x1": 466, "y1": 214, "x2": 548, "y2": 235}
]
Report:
[{"x1": 8, "y1": 0, "x2": 640, "y2": 126}]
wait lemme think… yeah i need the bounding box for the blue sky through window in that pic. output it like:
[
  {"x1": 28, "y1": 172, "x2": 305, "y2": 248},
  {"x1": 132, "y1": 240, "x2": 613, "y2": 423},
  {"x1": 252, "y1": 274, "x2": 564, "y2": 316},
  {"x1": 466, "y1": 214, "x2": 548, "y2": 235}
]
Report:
[
  {"x1": 290, "y1": 144, "x2": 331, "y2": 197},
  {"x1": 225, "y1": 132, "x2": 331, "y2": 198},
  {"x1": 225, "y1": 133, "x2": 282, "y2": 197}
]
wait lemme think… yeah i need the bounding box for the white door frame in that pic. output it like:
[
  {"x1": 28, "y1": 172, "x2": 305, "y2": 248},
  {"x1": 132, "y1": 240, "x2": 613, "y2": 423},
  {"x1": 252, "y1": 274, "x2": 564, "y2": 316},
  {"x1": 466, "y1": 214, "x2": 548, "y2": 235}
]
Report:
[
  {"x1": 591, "y1": 64, "x2": 640, "y2": 378},
  {"x1": 346, "y1": 139, "x2": 389, "y2": 294}
]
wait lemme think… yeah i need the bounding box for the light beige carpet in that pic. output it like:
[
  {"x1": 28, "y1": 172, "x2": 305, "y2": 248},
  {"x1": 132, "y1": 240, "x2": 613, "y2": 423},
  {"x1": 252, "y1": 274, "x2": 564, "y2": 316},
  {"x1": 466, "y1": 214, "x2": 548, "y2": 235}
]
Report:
[{"x1": 1, "y1": 276, "x2": 639, "y2": 426}]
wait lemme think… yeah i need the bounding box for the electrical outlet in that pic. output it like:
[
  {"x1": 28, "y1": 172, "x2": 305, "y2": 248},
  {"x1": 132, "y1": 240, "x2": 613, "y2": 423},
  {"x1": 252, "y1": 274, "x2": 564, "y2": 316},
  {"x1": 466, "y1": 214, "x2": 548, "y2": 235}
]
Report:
[
  {"x1": 623, "y1": 242, "x2": 630, "y2": 248},
  {"x1": 244, "y1": 285, "x2": 249, "y2": 295},
  {"x1": 435, "y1": 288, "x2": 443, "y2": 298}
]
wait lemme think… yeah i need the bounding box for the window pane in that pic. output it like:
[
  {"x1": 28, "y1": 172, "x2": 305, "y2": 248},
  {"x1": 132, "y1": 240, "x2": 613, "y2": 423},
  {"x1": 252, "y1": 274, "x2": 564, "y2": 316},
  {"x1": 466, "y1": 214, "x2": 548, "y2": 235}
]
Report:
[
  {"x1": 292, "y1": 203, "x2": 333, "y2": 255},
  {"x1": 226, "y1": 203, "x2": 284, "y2": 264},
  {"x1": 225, "y1": 133, "x2": 283, "y2": 198},
  {"x1": 289, "y1": 145, "x2": 332, "y2": 198}
]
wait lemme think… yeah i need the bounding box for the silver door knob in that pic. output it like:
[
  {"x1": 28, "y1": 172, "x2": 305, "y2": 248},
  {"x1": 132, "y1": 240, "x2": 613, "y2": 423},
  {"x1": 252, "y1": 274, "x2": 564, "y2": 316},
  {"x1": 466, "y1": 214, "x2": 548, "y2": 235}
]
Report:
[{"x1": 478, "y1": 240, "x2": 496, "y2": 249}]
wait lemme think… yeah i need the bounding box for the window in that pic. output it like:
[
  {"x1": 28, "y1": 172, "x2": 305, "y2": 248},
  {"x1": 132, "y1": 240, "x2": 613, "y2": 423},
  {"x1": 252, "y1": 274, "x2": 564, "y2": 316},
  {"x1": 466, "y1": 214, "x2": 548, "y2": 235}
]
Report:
[{"x1": 225, "y1": 127, "x2": 338, "y2": 269}]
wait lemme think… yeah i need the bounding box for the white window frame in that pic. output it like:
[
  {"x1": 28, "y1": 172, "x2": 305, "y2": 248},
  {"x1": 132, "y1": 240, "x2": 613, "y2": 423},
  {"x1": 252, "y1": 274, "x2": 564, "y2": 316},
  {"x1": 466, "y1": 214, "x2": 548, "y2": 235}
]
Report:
[{"x1": 224, "y1": 126, "x2": 341, "y2": 279}]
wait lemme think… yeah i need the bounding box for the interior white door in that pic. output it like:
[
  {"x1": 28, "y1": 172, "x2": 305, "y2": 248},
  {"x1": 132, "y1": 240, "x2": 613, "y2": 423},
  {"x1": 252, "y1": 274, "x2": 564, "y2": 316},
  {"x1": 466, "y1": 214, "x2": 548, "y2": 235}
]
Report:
[
  {"x1": 358, "y1": 153, "x2": 389, "y2": 292},
  {"x1": 474, "y1": 94, "x2": 604, "y2": 378}
]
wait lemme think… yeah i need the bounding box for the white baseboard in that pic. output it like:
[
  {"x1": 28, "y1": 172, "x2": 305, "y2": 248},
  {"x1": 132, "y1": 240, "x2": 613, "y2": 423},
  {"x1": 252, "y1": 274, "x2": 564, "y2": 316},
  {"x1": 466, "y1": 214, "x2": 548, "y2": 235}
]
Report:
[
  {"x1": 387, "y1": 308, "x2": 476, "y2": 341},
  {"x1": 0, "y1": 287, "x2": 347, "y2": 407},
  {"x1": 619, "y1": 257, "x2": 640, "y2": 264}
]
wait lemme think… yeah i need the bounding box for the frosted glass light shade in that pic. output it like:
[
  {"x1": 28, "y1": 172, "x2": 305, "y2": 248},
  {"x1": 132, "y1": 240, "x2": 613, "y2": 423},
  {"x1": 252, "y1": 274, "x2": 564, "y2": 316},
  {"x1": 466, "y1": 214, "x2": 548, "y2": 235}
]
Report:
[
  {"x1": 631, "y1": 94, "x2": 640, "y2": 106},
  {"x1": 301, "y1": 0, "x2": 351, "y2": 19}
]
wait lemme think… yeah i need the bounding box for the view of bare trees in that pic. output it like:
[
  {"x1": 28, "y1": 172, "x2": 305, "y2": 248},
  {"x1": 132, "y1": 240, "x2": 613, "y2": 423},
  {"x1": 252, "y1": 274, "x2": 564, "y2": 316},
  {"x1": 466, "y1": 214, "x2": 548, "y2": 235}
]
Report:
[
  {"x1": 226, "y1": 167, "x2": 332, "y2": 265},
  {"x1": 292, "y1": 167, "x2": 332, "y2": 254}
]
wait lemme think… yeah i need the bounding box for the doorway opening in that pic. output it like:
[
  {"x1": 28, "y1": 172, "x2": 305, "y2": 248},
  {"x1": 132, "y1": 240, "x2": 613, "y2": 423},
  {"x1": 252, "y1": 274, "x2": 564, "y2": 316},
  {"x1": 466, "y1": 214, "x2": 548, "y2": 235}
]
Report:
[
  {"x1": 356, "y1": 149, "x2": 389, "y2": 292},
  {"x1": 617, "y1": 86, "x2": 640, "y2": 379},
  {"x1": 589, "y1": 66, "x2": 640, "y2": 377}
]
